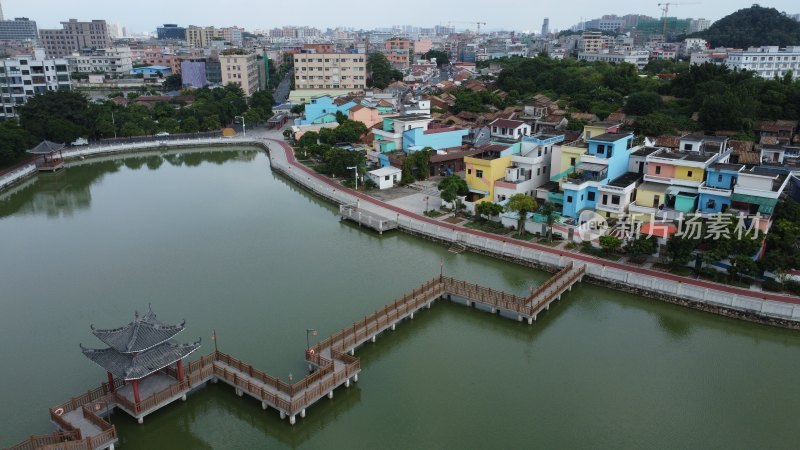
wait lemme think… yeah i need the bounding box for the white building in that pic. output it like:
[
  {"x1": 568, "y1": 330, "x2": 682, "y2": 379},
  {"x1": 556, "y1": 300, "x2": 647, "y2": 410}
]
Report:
[
  {"x1": 67, "y1": 47, "x2": 132, "y2": 78},
  {"x1": 680, "y1": 38, "x2": 708, "y2": 57},
  {"x1": 0, "y1": 49, "x2": 71, "y2": 120},
  {"x1": 495, "y1": 133, "x2": 563, "y2": 202},
  {"x1": 368, "y1": 166, "x2": 402, "y2": 189},
  {"x1": 489, "y1": 119, "x2": 531, "y2": 140},
  {"x1": 578, "y1": 50, "x2": 650, "y2": 70},
  {"x1": 724, "y1": 46, "x2": 800, "y2": 79},
  {"x1": 689, "y1": 18, "x2": 712, "y2": 33}
]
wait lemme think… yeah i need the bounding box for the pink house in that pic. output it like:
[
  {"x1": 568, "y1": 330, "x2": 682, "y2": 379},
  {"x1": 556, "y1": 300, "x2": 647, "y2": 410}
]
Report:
[{"x1": 348, "y1": 105, "x2": 383, "y2": 129}]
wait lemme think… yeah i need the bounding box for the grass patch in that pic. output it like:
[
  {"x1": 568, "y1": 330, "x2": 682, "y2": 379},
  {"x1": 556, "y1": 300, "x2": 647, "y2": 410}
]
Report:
[
  {"x1": 579, "y1": 249, "x2": 623, "y2": 262},
  {"x1": 509, "y1": 231, "x2": 536, "y2": 241},
  {"x1": 463, "y1": 220, "x2": 509, "y2": 234},
  {"x1": 669, "y1": 266, "x2": 693, "y2": 277},
  {"x1": 424, "y1": 210, "x2": 443, "y2": 218},
  {"x1": 535, "y1": 238, "x2": 562, "y2": 247}
]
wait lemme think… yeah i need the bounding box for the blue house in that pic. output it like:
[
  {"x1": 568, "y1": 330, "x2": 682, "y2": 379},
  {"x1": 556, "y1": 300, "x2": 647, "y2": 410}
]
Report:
[
  {"x1": 697, "y1": 163, "x2": 743, "y2": 213},
  {"x1": 130, "y1": 66, "x2": 172, "y2": 77},
  {"x1": 561, "y1": 132, "x2": 634, "y2": 219},
  {"x1": 403, "y1": 126, "x2": 468, "y2": 153},
  {"x1": 299, "y1": 95, "x2": 357, "y2": 125}
]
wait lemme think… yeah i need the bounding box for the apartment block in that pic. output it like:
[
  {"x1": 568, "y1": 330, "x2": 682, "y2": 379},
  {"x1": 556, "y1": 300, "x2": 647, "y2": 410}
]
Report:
[
  {"x1": 67, "y1": 47, "x2": 132, "y2": 78},
  {"x1": 0, "y1": 17, "x2": 38, "y2": 42},
  {"x1": 0, "y1": 49, "x2": 71, "y2": 120},
  {"x1": 291, "y1": 52, "x2": 367, "y2": 103},
  {"x1": 186, "y1": 26, "x2": 223, "y2": 48},
  {"x1": 40, "y1": 19, "x2": 111, "y2": 58},
  {"x1": 220, "y1": 51, "x2": 260, "y2": 96},
  {"x1": 384, "y1": 37, "x2": 410, "y2": 68},
  {"x1": 724, "y1": 46, "x2": 800, "y2": 79}
]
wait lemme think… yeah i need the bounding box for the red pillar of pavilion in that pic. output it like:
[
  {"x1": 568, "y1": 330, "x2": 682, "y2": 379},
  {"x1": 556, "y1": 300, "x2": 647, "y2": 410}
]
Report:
[
  {"x1": 107, "y1": 371, "x2": 115, "y2": 393},
  {"x1": 132, "y1": 380, "x2": 141, "y2": 404},
  {"x1": 177, "y1": 359, "x2": 184, "y2": 382}
]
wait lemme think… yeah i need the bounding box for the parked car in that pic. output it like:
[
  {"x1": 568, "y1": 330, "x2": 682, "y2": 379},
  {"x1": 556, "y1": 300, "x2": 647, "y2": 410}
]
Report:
[
  {"x1": 155, "y1": 132, "x2": 170, "y2": 137},
  {"x1": 70, "y1": 137, "x2": 89, "y2": 146}
]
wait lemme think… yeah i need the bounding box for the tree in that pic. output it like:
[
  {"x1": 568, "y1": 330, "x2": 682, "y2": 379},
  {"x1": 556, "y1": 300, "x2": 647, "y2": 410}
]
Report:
[
  {"x1": 541, "y1": 202, "x2": 558, "y2": 242},
  {"x1": 624, "y1": 91, "x2": 663, "y2": 116},
  {"x1": 694, "y1": 5, "x2": 800, "y2": 48},
  {"x1": 250, "y1": 90, "x2": 274, "y2": 118},
  {"x1": 729, "y1": 255, "x2": 759, "y2": 281},
  {"x1": 666, "y1": 235, "x2": 696, "y2": 268},
  {"x1": 297, "y1": 131, "x2": 319, "y2": 148},
  {"x1": 202, "y1": 115, "x2": 222, "y2": 131},
  {"x1": 599, "y1": 235, "x2": 622, "y2": 255},
  {"x1": 181, "y1": 117, "x2": 200, "y2": 133},
  {"x1": 438, "y1": 175, "x2": 468, "y2": 211},
  {"x1": 476, "y1": 202, "x2": 503, "y2": 221},
  {"x1": 0, "y1": 121, "x2": 36, "y2": 167},
  {"x1": 423, "y1": 50, "x2": 450, "y2": 67},
  {"x1": 164, "y1": 74, "x2": 183, "y2": 91},
  {"x1": 367, "y1": 53, "x2": 401, "y2": 89},
  {"x1": 627, "y1": 236, "x2": 658, "y2": 257},
  {"x1": 18, "y1": 91, "x2": 91, "y2": 142},
  {"x1": 505, "y1": 194, "x2": 537, "y2": 237}
]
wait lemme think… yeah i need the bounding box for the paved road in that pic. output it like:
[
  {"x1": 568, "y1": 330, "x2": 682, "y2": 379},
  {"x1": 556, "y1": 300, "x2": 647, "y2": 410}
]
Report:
[{"x1": 273, "y1": 70, "x2": 292, "y2": 105}]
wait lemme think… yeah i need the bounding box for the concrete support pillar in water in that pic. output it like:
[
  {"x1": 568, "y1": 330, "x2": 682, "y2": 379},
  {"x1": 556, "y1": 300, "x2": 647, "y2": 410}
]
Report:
[
  {"x1": 345, "y1": 378, "x2": 351, "y2": 388},
  {"x1": 137, "y1": 417, "x2": 144, "y2": 424},
  {"x1": 517, "y1": 315, "x2": 523, "y2": 322},
  {"x1": 427, "y1": 303, "x2": 431, "y2": 309},
  {"x1": 109, "y1": 445, "x2": 115, "y2": 450},
  {"x1": 328, "y1": 391, "x2": 334, "y2": 399},
  {"x1": 410, "y1": 312, "x2": 415, "y2": 319},
  {"x1": 290, "y1": 415, "x2": 296, "y2": 425},
  {"x1": 354, "y1": 373, "x2": 359, "y2": 382},
  {"x1": 181, "y1": 394, "x2": 187, "y2": 401},
  {"x1": 280, "y1": 411, "x2": 286, "y2": 420},
  {"x1": 262, "y1": 401, "x2": 268, "y2": 410},
  {"x1": 301, "y1": 409, "x2": 306, "y2": 418},
  {"x1": 391, "y1": 323, "x2": 396, "y2": 331},
  {"x1": 349, "y1": 349, "x2": 355, "y2": 356},
  {"x1": 371, "y1": 335, "x2": 376, "y2": 343},
  {"x1": 491, "y1": 307, "x2": 496, "y2": 314},
  {"x1": 527, "y1": 317, "x2": 533, "y2": 325},
  {"x1": 236, "y1": 389, "x2": 243, "y2": 397}
]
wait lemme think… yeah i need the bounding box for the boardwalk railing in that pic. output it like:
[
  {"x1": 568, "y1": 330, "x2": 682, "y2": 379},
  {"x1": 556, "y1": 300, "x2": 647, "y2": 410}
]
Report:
[
  {"x1": 525, "y1": 261, "x2": 574, "y2": 303},
  {"x1": 529, "y1": 264, "x2": 587, "y2": 315},
  {"x1": 3, "y1": 431, "x2": 80, "y2": 450}
]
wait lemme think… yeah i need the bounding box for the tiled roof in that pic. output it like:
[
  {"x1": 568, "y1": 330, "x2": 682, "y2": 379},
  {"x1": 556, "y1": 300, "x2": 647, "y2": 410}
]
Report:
[
  {"x1": 91, "y1": 308, "x2": 185, "y2": 354},
  {"x1": 82, "y1": 340, "x2": 201, "y2": 380}
]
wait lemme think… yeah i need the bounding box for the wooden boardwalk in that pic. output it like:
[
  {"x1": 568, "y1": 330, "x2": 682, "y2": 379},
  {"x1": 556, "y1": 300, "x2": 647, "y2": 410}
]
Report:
[
  {"x1": 339, "y1": 204, "x2": 397, "y2": 233},
  {"x1": 5, "y1": 268, "x2": 585, "y2": 449}
]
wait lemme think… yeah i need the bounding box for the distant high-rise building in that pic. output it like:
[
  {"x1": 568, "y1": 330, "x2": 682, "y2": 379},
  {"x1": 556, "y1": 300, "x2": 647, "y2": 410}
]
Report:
[
  {"x1": 689, "y1": 18, "x2": 712, "y2": 33},
  {"x1": 39, "y1": 19, "x2": 112, "y2": 58},
  {"x1": 157, "y1": 24, "x2": 186, "y2": 40},
  {"x1": 541, "y1": 18, "x2": 549, "y2": 36},
  {"x1": 0, "y1": 0, "x2": 4, "y2": 21},
  {"x1": 0, "y1": 17, "x2": 38, "y2": 42}
]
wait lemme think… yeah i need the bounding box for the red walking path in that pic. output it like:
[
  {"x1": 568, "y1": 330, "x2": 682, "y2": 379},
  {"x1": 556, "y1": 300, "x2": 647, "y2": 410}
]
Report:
[{"x1": 265, "y1": 138, "x2": 800, "y2": 306}]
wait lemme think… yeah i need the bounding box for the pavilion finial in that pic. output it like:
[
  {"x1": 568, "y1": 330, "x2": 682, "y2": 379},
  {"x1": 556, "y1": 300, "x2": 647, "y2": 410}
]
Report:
[
  {"x1": 134, "y1": 310, "x2": 139, "y2": 320},
  {"x1": 90, "y1": 324, "x2": 95, "y2": 330}
]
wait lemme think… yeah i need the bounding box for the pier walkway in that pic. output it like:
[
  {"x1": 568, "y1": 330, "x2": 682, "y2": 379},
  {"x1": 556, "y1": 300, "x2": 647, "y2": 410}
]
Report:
[
  {"x1": 5, "y1": 271, "x2": 585, "y2": 449},
  {"x1": 339, "y1": 203, "x2": 397, "y2": 233}
]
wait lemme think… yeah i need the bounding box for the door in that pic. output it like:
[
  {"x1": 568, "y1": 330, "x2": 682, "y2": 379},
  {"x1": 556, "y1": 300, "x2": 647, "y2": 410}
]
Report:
[
  {"x1": 638, "y1": 161, "x2": 644, "y2": 174},
  {"x1": 652, "y1": 195, "x2": 660, "y2": 208}
]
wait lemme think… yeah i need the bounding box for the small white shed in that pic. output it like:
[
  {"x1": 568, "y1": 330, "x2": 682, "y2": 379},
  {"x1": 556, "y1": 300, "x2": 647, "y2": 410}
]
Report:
[{"x1": 368, "y1": 166, "x2": 402, "y2": 190}]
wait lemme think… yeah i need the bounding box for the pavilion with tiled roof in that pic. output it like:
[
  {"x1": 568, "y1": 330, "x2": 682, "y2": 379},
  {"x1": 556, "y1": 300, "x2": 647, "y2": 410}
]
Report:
[{"x1": 81, "y1": 307, "x2": 200, "y2": 405}]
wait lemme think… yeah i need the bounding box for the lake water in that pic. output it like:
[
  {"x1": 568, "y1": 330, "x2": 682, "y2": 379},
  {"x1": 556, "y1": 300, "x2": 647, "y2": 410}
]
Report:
[{"x1": 1, "y1": 148, "x2": 799, "y2": 449}]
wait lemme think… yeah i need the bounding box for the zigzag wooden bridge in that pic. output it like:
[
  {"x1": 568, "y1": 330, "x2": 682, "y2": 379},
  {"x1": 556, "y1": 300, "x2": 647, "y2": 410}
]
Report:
[{"x1": 4, "y1": 265, "x2": 585, "y2": 450}]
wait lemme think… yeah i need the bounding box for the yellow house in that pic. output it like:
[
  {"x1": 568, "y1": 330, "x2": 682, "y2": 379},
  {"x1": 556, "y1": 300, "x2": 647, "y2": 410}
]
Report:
[
  {"x1": 673, "y1": 165, "x2": 705, "y2": 183},
  {"x1": 628, "y1": 181, "x2": 668, "y2": 220},
  {"x1": 464, "y1": 149, "x2": 512, "y2": 202},
  {"x1": 582, "y1": 122, "x2": 622, "y2": 141},
  {"x1": 553, "y1": 141, "x2": 588, "y2": 182}
]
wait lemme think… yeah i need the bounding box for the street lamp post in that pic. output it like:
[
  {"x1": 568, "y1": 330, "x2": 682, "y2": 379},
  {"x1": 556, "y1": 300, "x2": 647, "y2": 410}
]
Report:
[
  {"x1": 346, "y1": 166, "x2": 358, "y2": 190},
  {"x1": 425, "y1": 195, "x2": 429, "y2": 213},
  {"x1": 306, "y1": 328, "x2": 317, "y2": 350},
  {"x1": 235, "y1": 115, "x2": 246, "y2": 136}
]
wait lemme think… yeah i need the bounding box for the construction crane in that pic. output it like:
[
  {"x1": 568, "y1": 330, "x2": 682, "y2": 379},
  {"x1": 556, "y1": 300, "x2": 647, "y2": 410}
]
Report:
[
  {"x1": 448, "y1": 21, "x2": 487, "y2": 35},
  {"x1": 657, "y1": 2, "x2": 700, "y2": 36}
]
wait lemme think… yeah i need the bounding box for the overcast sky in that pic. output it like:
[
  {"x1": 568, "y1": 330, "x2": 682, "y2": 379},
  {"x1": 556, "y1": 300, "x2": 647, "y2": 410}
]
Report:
[{"x1": 4, "y1": 0, "x2": 799, "y2": 34}]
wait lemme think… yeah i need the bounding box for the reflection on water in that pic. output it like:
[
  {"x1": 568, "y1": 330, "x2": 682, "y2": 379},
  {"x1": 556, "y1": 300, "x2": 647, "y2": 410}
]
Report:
[{"x1": 0, "y1": 150, "x2": 259, "y2": 219}]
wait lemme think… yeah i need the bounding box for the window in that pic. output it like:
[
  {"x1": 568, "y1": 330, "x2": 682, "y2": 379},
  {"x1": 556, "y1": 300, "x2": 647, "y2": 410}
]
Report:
[
  {"x1": 655, "y1": 166, "x2": 661, "y2": 175},
  {"x1": 587, "y1": 191, "x2": 595, "y2": 201},
  {"x1": 611, "y1": 195, "x2": 620, "y2": 205},
  {"x1": 684, "y1": 143, "x2": 693, "y2": 151},
  {"x1": 596, "y1": 144, "x2": 605, "y2": 154},
  {"x1": 687, "y1": 170, "x2": 693, "y2": 177},
  {"x1": 467, "y1": 169, "x2": 472, "y2": 175},
  {"x1": 570, "y1": 157, "x2": 576, "y2": 167},
  {"x1": 476, "y1": 169, "x2": 484, "y2": 178},
  {"x1": 567, "y1": 196, "x2": 573, "y2": 203},
  {"x1": 384, "y1": 175, "x2": 390, "y2": 181},
  {"x1": 718, "y1": 174, "x2": 723, "y2": 182}
]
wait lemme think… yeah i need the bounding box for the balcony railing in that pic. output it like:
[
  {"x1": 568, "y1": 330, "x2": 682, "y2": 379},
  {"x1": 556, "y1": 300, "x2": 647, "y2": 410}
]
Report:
[{"x1": 698, "y1": 182, "x2": 732, "y2": 197}]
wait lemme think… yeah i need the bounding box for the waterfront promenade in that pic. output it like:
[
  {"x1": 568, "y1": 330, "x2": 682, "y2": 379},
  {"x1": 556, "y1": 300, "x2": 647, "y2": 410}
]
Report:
[{"x1": 1, "y1": 134, "x2": 799, "y2": 326}]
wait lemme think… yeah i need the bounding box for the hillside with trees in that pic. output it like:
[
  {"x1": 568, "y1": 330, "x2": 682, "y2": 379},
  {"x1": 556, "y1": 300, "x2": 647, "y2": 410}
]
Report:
[{"x1": 693, "y1": 5, "x2": 800, "y2": 48}]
